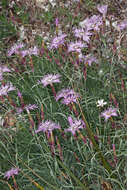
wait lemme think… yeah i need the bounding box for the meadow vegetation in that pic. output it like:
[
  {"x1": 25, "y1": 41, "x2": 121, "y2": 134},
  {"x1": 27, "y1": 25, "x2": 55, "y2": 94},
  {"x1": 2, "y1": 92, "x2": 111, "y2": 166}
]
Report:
[{"x1": 0, "y1": 0, "x2": 127, "y2": 189}]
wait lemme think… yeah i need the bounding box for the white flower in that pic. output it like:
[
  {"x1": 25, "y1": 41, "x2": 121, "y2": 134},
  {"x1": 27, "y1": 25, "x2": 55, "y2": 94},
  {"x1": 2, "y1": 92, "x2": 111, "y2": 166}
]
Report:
[{"x1": 96, "y1": 99, "x2": 107, "y2": 107}]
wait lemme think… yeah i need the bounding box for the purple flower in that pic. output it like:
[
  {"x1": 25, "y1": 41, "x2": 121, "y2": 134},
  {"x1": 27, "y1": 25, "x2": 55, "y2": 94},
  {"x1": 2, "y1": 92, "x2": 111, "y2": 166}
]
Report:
[
  {"x1": 20, "y1": 46, "x2": 39, "y2": 57},
  {"x1": 28, "y1": 46, "x2": 39, "y2": 56},
  {"x1": 38, "y1": 74, "x2": 61, "y2": 87},
  {"x1": 55, "y1": 18, "x2": 59, "y2": 26},
  {"x1": 84, "y1": 54, "x2": 98, "y2": 66},
  {"x1": 101, "y1": 108, "x2": 118, "y2": 121},
  {"x1": 35, "y1": 120, "x2": 61, "y2": 133},
  {"x1": 4, "y1": 167, "x2": 19, "y2": 180},
  {"x1": 79, "y1": 15, "x2": 103, "y2": 31},
  {"x1": 0, "y1": 83, "x2": 15, "y2": 96},
  {"x1": 97, "y1": 4, "x2": 108, "y2": 18},
  {"x1": 0, "y1": 66, "x2": 11, "y2": 81},
  {"x1": 7, "y1": 43, "x2": 24, "y2": 56},
  {"x1": 73, "y1": 28, "x2": 92, "y2": 43},
  {"x1": 56, "y1": 88, "x2": 80, "y2": 105},
  {"x1": 50, "y1": 34, "x2": 67, "y2": 49},
  {"x1": 117, "y1": 19, "x2": 127, "y2": 30},
  {"x1": 68, "y1": 41, "x2": 87, "y2": 53},
  {"x1": 24, "y1": 104, "x2": 38, "y2": 111},
  {"x1": 65, "y1": 116, "x2": 85, "y2": 135}
]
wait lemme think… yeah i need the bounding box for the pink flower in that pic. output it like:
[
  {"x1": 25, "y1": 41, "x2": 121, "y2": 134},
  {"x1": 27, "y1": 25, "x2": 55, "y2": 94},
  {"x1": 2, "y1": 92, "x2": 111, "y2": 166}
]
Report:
[
  {"x1": 117, "y1": 19, "x2": 127, "y2": 30},
  {"x1": 56, "y1": 88, "x2": 80, "y2": 105},
  {"x1": 84, "y1": 54, "x2": 98, "y2": 66},
  {"x1": 97, "y1": 4, "x2": 108, "y2": 18},
  {"x1": 79, "y1": 15, "x2": 103, "y2": 31},
  {"x1": 101, "y1": 108, "x2": 118, "y2": 121},
  {"x1": 20, "y1": 46, "x2": 39, "y2": 57},
  {"x1": 35, "y1": 120, "x2": 61, "y2": 133},
  {"x1": 50, "y1": 34, "x2": 67, "y2": 49},
  {"x1": 65, "y1": 116, "x2": 85, "y2": 135},
  {"x1": 73, "y1": 28, "x2": 92, "y2": 43},
  {"x1": 7, "y1": 43, "x2": 24, "y2": 56},
  {"x1": 0, "y1": 83, "x2": 15, "y2": 96},
  {"x1": 68, "y1": 41, "x2": 87, "y2": 53},
  {"x1": 4, "y1": 167, "x2": 19, "y2": 180},
  {"x1": 0, "y1": 66, "x2": 11, "y2": 81},
  {"x1": 24, "y1": 104, "x2": 38, "y2": 111},
  {"x1": 38, "y1": 74, "x2": 61, "y2": 87}
]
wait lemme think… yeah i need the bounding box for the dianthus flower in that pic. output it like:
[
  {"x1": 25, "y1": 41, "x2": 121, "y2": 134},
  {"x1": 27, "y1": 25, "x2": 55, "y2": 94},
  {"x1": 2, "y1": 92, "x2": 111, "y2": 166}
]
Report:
[
  {"x1": 97, "y1": 4, "x2": 108, "y2": 18},
  {"x1": 65, "y1": 116, "x2": 85, "y2": 135},
  {"x1": 50, "y1": 34, "x2": 67, "y2": 49},
  {"x1": 24, "y1": 104, "x2": 38, "y2": 111},
  {"x1": 117, "y1": 19, "x2": 127, "y2": 30},
  {"x1": 101, "y1": 107, "x2": 118, "y2": 121},
  {"x1": 84, "y1": 54, "x2": 98, "y2": 66},
  {"x1": 35, "y1": 120, "x2": 61, "y2": 134},
  {"x1": 79, "y1": 15, "x2": 103, "y2": 31},
  {"x1": 4, "y1": 167, "x2": 19, "y2": 180},
  {"x1": 0, "y1": 66, "x2": 11, "y2": 81},
  {"x1": 7, "y1": 43, "x2": 24, "y2": 56},
  {"x1": 56, "y1": 88, "x2": 80, "y2": 105},
  {"x1": 38, "y1": 74, "x2": 61, "y2": 87},
  {"x1": 68, "y1": 41, "x2": 87, "y2": 53},
  {"x1": 20, "y1": 46, "x2": 39, "y2": 57},
  {"x1": 73, "y1": 28, "x2": 92, "y2": 43},
  {"x1": 0, "y1": 83, "x2": 15, "y2": 96}
]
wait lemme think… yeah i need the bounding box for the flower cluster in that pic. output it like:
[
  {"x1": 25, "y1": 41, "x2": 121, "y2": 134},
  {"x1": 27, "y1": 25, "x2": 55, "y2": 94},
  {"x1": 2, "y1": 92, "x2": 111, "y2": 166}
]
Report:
[{"x1": 8, "y1": 43, "x2": 39, "y2": 57}]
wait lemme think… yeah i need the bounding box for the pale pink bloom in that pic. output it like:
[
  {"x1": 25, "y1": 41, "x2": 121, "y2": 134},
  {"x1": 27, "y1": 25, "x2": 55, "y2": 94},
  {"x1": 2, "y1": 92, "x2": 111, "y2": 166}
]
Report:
[
  {"x1": 78, "y1": 54, "x2": 98, "y2": 65},
  {"x1": 0, "y1": 66, "x2": 11, "y2": 80},
  {"x1": 79, "y1": 15, "x2": 103, "y2": 31},
  {"x1": 68, "y1": 41, "x2": 87, "y2": 53},
  {"x1": 4, "y1": 167, "x2": 19, "y2": 180},
  {"x1": 84, "y1": 54, "x2": 98, "y2": 66},
  {"x1": 56, "y1": 88, "x2": 80, "y2": 105},
  {"x1": 97, "y1": 4, "x2": 108, "y2": 18},
  {"x1": 39, "y1": 74, "x2": 61, "y2": 87},
  {"x1": 28, "y1": 46, "x2": 39, "y2": 56},
  {"x1": 65, "y1": 116, "x2": 85, "y2": 135},
  {"x1": 50, "y1": 34, "x2": 67, "y2": 49},
  {"x1": 73, "y1": 28, "x2": 92, "y2": 43},
  {"x1": 35, "y1": 120, "x2": 61, "y2": 133},
  {"x1": 56, "y1": 89, "x2": 76, "y2": 101},
  {"x1": 101, "y1": 107, "x2": 118, "y2": 121},
  {"x1": 24, "y1": 104, "x2": 38, "y2": 111},
  {"x1": 117, "y1": 19, "x2": 127, "y2": 30},
  {"x1": 7, "y1": 43, "x2": 24, "y2": 56},
  {"x1": 0, "y1": 83, "x2": 15, "y2": 96},
  {"x1": 20, "y1": 46, "x2": 39, "y2": 57}
]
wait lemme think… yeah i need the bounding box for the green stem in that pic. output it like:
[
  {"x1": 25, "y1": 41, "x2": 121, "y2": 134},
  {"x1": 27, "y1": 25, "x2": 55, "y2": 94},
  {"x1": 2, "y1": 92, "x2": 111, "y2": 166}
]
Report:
[
  {"x1": 77, "y1": 101, "x2": 113, "y2": 175},
  {"x1": 57, "y1": 159, "x2": 90, "y2": 190}
]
